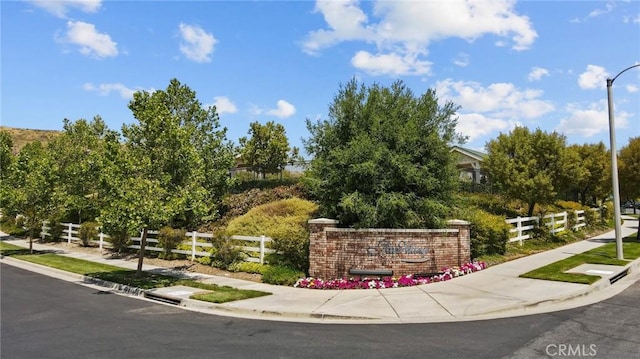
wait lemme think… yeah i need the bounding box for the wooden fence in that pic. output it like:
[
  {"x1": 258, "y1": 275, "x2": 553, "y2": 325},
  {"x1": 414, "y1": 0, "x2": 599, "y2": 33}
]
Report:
[
  {"x1": 40, "y1": 223, "x2": 275, "y2": 264},
  {"x1": 505, "y1": 209, "x2": 593, "y2": 245}
]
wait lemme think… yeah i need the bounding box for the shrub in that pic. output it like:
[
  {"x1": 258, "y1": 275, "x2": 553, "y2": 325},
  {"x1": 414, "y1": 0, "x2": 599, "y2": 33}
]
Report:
[
  {"x1": 261, "y1": 265, "x2": 305, "y2": 286},
  {"x1": 0, "y1": 215, "x2": 27, "y2": 237},
  {"x1": 106, "y1": 228, "x2": 131, "y2": 254},
  {"x1": 220, "y1": 184, "x2": 307, "y2": 221},
  {"x1": 556, "y1": 200, "x2": 583, "y2": 211},
  {"x1": 584, "y1": 208, "x2": 599, "y2": 228},
  {"x1": 600, "y1": 202, "x2": 614, "y2": 224},
  {"x1": 44, "y1": 213, "x2": 65, "y2": 242},
  {"x1": 228, "y1": 261, "x2": 269, "y2": 274},
  {"x1": 78, "y1": 221, "x2": 99, "y2": 247},
  {"x1": 157, "y1": 227, "x2": 186, "y2": 260},
  {"x1": 210, "y1": 233, "x2": 244, "y2": 269},
  {"x1": 225, "y1": 197, "x2": 318, "y2": 273},
  {"x1": 197, "y1": 255, "x2": 212, "y2": 266},
  {"x1": 458, "y1": 208, "x2": 510, "y2": 258},
  {"x1": 455, "y1": 193, "x2": 523, "y2": 218}
]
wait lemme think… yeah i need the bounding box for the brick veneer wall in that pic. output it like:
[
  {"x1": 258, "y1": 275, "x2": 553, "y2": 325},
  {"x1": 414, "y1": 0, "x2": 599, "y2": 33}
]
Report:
[{"x1": 308, "y1": 218, "x2": 471, "y2": 279}]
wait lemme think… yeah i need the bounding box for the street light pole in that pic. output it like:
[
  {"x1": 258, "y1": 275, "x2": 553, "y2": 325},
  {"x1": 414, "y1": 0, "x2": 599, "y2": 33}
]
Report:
[{"x1": 606, "y1": 63, "x2": 640, "y2": 261}]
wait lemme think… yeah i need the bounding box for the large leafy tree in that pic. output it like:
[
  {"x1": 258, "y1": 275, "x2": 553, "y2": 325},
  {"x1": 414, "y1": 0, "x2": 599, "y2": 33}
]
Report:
[
  {"x1": 48, "y1": 116, "x2": 109, "y2": 222},
  {"x1": 484, "y1": 127, "x2": 569, "y2": 217},
  {"x1": 565, "y1": 142, "x2": 610, "y2": 206},
  {"x1": 239, "y1": 121, "x2": 294, "y2": 178},
  {"x1": 99, "y1": 78, "x2": 233, "y2": 274},
  {"x1": 6, "y1": 142, "x2": 56, "y2": 252},
  {"x1": 304, "y1": 79, "x2": 463, "y2": 228},
  {"x1": 619, "y1": 137, "x2": 640, "y2": 215}
]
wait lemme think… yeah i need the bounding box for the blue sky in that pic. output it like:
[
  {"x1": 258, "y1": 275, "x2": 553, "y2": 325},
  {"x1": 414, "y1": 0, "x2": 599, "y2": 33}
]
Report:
[{"x1": 2, "y1": 0, "x2": 639, "y2": 155}]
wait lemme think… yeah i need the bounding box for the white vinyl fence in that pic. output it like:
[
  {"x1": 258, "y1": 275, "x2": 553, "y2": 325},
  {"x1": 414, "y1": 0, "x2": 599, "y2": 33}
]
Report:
[
  {"x1": 505, "y1": 209, "x2": 595, "y2": 245},
  {"x1": 40, "y1": 223, "x2": 275, "y2": 264}
]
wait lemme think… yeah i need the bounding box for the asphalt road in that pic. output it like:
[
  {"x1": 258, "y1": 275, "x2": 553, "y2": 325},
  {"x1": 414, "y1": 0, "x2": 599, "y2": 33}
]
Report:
[{"x1": 1, "y1": 263, "x2": 639, "y2": 359}]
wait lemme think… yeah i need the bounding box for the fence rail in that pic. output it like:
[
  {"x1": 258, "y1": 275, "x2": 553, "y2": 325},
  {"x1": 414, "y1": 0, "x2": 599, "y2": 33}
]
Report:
[{"x1": 41, "y1": 223, "x2": 274, "y2": 264}]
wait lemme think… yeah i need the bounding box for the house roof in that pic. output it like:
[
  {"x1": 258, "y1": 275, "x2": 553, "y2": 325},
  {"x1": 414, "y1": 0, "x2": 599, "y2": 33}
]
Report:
[{"x1": 450, "y1": 145, "x2": 487, "y2": 161}]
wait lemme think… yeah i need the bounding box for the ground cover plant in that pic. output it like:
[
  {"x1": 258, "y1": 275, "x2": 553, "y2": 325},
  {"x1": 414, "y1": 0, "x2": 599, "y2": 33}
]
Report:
[
  {"x1": 4, "y1": 248, "x2": 270, "y2": 302},
  {"x1": 520, "y1": 236, "x2": 640, "y2": 284}
]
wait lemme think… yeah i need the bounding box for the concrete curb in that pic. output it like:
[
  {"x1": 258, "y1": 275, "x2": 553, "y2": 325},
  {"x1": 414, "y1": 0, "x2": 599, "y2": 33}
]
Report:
[{"x1": 179, "y1": 297, "x2": 379, "y2": 322}]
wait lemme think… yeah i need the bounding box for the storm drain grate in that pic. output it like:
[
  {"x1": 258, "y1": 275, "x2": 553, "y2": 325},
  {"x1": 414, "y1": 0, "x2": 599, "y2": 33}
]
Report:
[
  {"x1": 609, "y1": 269, "x2": 629, "y2": 284},
  {"x1": 144, "y1": 292, "x2": 182, "y2": 305}
]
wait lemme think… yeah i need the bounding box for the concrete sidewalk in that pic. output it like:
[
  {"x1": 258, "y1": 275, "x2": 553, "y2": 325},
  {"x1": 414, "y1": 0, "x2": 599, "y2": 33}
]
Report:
[{"x1": 2, "y1": 217, "x2": 639, "y2": 324}]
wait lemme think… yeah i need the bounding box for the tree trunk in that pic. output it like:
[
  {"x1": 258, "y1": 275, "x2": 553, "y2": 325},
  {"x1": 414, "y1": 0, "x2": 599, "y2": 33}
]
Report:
[
  {"x1": 527, "y1": 202, "x2": 536, "y2": 218},
  {"x1": 136, "y1": 227, "x2": 147, "y2": 276},
  {"x1": 29, "y1": 226, "x2": 34, "y2": 254}
]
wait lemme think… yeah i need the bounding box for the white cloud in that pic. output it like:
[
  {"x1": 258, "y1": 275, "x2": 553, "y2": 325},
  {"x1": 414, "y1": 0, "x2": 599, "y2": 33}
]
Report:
[
  {"x1": 624, "y1": 14, "x2": 640, "y2": 24},
  {"x1": 453, "y1": 53, "x2": 469, "y2": 67},
  {"x1": 267, "y1": 100, "x2": 296, "y2": 118},
  {"x1": 528, "y1": 66, "x2": 549, "y2": 81},
  {"x1": 58, "y1": 21, "x2": 118, "y2": 58},
  {"x1": 435, "y1": 79, "x2": 555, "y2": 120},
  {"x1": 303, "y1": 0, "x2": 537, "y2": 75},
  {"x1": 455, "y1": 113, "x2": 510, "y2": 143},
  {"x1": 83, "y1": 82, "x2": 136, "y2": 99},
  {"x1": 302, "y1": 0, "x2": 375, "y2": 55},
  {"x1": 556, "y1": 100, "x2": 629, "y2": 137},
  {"x1": 578, "y1": 65, "x2": 609, "y2": 89},
  {"x1": 211, "y1": 96, "x2": 237, "y2": 114},
  {"x1": 570, "y1": 2, "x2": 616, "y2": 23},
  {"x1": 249, "y1": 104, "x2": 264, "y2": 116},
  {"x1": 178, "y1": 23, "x2": 217, "y2": 63},
  {"x1": 626, "y1": 84, "x2": 638, "y2": 93},
  {"x1": 351, "y1": 50, "x2": 431, "y2": 76},
  {"x1": 29, "y1": 0, "x2": 101, "y2": 18},
  {"x1": 588, "y1": 2, "x2": 616, "y2": 19}
]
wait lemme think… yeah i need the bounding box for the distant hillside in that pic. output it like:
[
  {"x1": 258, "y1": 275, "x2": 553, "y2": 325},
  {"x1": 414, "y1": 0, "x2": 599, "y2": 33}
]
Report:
[{"x1": 0, "y1": 126, "x2": 62, "y2": 154}]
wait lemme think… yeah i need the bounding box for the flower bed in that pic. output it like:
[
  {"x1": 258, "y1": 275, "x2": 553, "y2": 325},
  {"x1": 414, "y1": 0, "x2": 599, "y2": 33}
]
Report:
[{"x1": 294, "y1": 261, "x2": 487, "y2": 290}]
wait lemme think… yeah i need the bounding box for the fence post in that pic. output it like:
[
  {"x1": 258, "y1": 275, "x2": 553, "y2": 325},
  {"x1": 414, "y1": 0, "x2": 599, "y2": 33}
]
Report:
[
  {"x1": 563, "y1": 212, "x2": 568, "y2": 231},
  {"x1": 41, "y1": 221, "x2": 47, "y2": 240},
  {"x1": 99, "y1": 232, "x2": 104, "y2": 250},
  {"x1": 260, "y1": 235, "x2": 265, "y2": 264},
  {"x1": 191, "y1": 231, "x2": 197, "y2": 262},
  {"x1": 68, "y1": 223, "x2": 73, "y2": 243},
  {"x1": 517, "y1": 217, "x2": 523, "y2": 246}
]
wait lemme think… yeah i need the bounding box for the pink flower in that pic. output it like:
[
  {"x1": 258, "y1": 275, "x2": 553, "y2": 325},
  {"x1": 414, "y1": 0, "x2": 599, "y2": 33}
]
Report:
[{"x1": 294, "y1": 261, "x2": 487, "y2": 290}]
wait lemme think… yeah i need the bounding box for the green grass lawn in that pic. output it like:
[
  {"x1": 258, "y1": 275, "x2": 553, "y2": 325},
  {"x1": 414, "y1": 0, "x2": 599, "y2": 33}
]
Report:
[
  {"x1": 2, "y1": 244, "x2": 270, "y2": 303},
  {"x1": 520, "y1": 237, "x2": 640, "y2": 284}
]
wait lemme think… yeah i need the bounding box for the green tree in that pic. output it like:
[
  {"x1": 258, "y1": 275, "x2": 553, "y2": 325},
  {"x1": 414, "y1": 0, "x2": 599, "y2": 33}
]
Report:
[
  {"x1": 484, "y1": 127, "x2": 569, "y2": 217},
  {"x1": 304, "y1": 79, "x2": 463, "y2": 228},
  {"x1": 565, "y1": 142, "x2": 610, "y2": 206},
  {"x1": 99, "y1": 79, "x2": 233, "y2": 274},
  {"x1": 619, "y1": 137, "x2": 640, "y2": 217},
  {"x1": 0, "y1": 130, "x2": 15, "y2": 212},
  {"x1": 6, "y1": 142, "x2": 56, "y2": 252},
  {"x1": 48, "y1": 116, "x2": 109, "y2": 223},
  {"x1": 239, "y1": 121, "x2": 291, "y2": 178}
]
